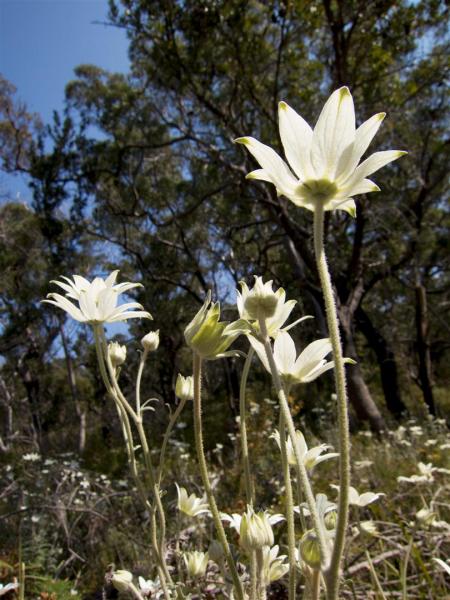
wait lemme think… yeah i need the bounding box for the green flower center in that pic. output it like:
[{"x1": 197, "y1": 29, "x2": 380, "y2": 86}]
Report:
[{"x1": 297, "y1": 178, "x2": 338, "y2": 202}]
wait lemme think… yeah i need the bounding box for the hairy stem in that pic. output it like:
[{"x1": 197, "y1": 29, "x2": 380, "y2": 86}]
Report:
[
  {"x1": 258, "y1": 319, "x2": 330, "y2": 567},
  {"x1": 192, "y1": 353, "x2": 245, "y2": 600},
  {"x1": 240, "y1": 347, "x2": 256, "y2": 505},
  {"x1": 313, "y1": 203, "x2": 350, "y2": 600},
  {"x1": 279, "y1": 409, "x2": 296, "y2": 600}
]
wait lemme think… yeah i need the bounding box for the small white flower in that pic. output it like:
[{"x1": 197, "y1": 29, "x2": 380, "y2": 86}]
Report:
[
  {"x1": 261, "y1": 545, "x2": 289, "y2": 583},
  {"x1": 239, "y1": 276, "x2": 282, "y2": 320},
  {"x1": 222, "y1": 505, "x2": 284, "y2": 552},
  {"x1": 236, "y1": 87, "x2": 406, "y2": 216},
  {"x1": 252, "y1": 330, "x2": 353, "y2": 385},
  {"x1": 44, "y1": 271, "x2": 152, "y2": 324},
  {"x1": 331, "y1": 485, "x2": 384, "y2": 507},
  {"x1": 175, "y1": 483, "x2": 210, "y2": 517},
  {"x1": 183, "y1": 551, "x2": 209, "y2": 578},
  {"x1": 271, "y1": 429, "x2": 338, "y2": 470},
  {"x1": 175, "y1": 374, "x2": 194, "y2": 401},
  {"x1": 138, "y1": 576, "x2": 161, "y2": 596},
  {"x1": 23, "y1": 452, "x2": 40, "y2": 461},
  {"x1": 397, "y1": 462, "x2": 449, "y2": 484},
  {"x1": 0, "y1": 583, "x2": 19, "y2": 596}
]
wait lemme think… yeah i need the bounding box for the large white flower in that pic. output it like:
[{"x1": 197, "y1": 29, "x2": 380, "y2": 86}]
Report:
[
  {"x1": 251, "y1": 330, "x2": 349, "y2": 385},
  {"x1": 44, "y1": 270, "x2": 152, "y2": 324},
  {"x1": 236, "y1": 87, "x2": 406, "y2": 216}
]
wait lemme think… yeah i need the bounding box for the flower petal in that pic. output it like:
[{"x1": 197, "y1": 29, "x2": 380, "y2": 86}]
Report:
[
  {"x1": 311, "y1": 87, "x2": 355, "y2": 179},
  {"x1": 351, "y1": 150, "x2": 406, "y2": 182},
  {"x1": 235, "y1": 137, "x2": 299, "y2": 196},
  {"x1": 273, "y1": 331, "x2": 296, "y2": 374},
  {"x1": 278, "y1": 101, "x2": 314, "y2": 180}
]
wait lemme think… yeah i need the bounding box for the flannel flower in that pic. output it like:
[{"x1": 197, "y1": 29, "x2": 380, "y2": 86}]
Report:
[
  {"x1": 44, "y1": 271, "x2": 151, "y2": 324},
  {"x1": 236, "y1": 87, "x2": 406, "y2": 216}
]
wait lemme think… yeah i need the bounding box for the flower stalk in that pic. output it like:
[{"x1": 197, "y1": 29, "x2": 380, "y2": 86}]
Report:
[
  {"x1": 192, "y1": 353, "x2": 245, "y2": 600},
  {"x1": 313, "y1": 202, "x2": 350, "y2": 599}
]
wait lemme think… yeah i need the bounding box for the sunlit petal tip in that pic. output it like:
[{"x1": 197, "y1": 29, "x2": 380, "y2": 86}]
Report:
[
  {"x1": 397, "y1": 151, "x2": 408, "y2": 157},
  {"x1": 344, "y1": 357, "x2": 357, "y2": 365},
  {"x1": 376, "y1": 112, "x2": 386, "y2": 122},
  {"x1": 278, "y1": 100, "x2": 288, "y2": 111},
  {"x1": 234, "y1": 137, "x2": 250, "y2": 145},
  {"x1": 339, "y1": 86, "x2": 351, "y2": 97}
]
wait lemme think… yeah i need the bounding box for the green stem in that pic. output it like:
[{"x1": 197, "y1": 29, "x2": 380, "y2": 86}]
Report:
[
  {"x1": 157, "y1": 396, "x2": 188, "y2": 485},
  {"x1": 279, "y1": 408, "x2": 296, "y2": 600},
  {"x1": 258, "y1": 319, "x2": 330, "y2": 568},
  {"x1": 255, "y1": 549, "x2": 267, "y2": 600},
  {"x1": 313, "y1": 204, "x2": 350, "y2": 600},
  {"x1": 239, "y1": 347, "x2": 255, "y2": 504},
  {"x1": 192, "y1": 353, "x2": 245, "y2": 600},
  {"x1": 312, "y1": 569, "x2": 321, "y2": 600},
  {"x1": 136, "y1": 351, "x2": 147, "y2": 414}
]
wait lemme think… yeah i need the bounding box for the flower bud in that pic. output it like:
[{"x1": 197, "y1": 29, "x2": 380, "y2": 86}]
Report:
[
  {"x1": 300, "y1": 530, "x2": 321, "y2": 570},
  {"x1": 243, "y1": 277, "x2": 279, "y2": 321},
  {"x1": 141, "y1": 330, "x2": 159, "y2": 352},
  {"x1": 111, "y1": 570, "x2": 133, "y2": 592},
  {"x1": 208, "y1": 540, "x2": 224, "y2": 563},
  {"x1": 108, "y1": 342, "x2": 127, "y2": 368},
  {"x1": 324, "y1": 510, "x2": 337, "y2": 530},
  {"x1": 184, "y1": 292, "x2": 240, "y2": 360},
  {"x1": 359, "y1": 520, "x2": 378, "y2": 536},
  {"x1": 240, "y1": 508, "x2": 274, "y2": 553},
  {"x1": 175, "y1": 374, "x2": 194, "y2": 401},
  {"x1": 183, "y1": 551, "x2": 209, "y2": 578}
]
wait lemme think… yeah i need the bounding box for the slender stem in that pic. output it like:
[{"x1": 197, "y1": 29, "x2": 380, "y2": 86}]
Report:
[
  {"x1": 313, "y1": 203, "x2": 350, "y2": 600},
  {"x1": 93, "y1": 328, "x2": 172, "y2": 598},
  {"x1": 192, "y1": 353, "x2": 245, "y2": 600},
  {"x1": 255, "y1": 549, "x2": 267, "y2": 600},
  {"x1": 250, "y1": 552, "x2": 258, "y2": 600},
  {"x1": 258, "y1": 319, "x2": 330, "y2": 567},
  {"x1": 279, "y1": 409, "x2": 296, "y2": 600},
  {"x1": 157, "y1": 396, "x2": 188, "y2": 485},
  {"x1": 312, "y1": 569, "x2": 321, "y2": 600},
  {"x1": 136, "y1": 351, "x2": 147, "y2": 414},
  {"x1": 239, "y1": 347, "x2": 255, "y2": 505}
]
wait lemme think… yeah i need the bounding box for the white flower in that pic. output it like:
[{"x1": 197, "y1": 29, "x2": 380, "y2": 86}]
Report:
[
  {"x1": 271, "y1": 429, "x2": 338, "y2": 470},
  {"x1": 397, "y1": 461, "x2": 448, "y2": 484},
  {"x1": 183, "y1": 551, "x2": 209, "y2": 578},
  {"x1": 331, "y1": 484, "x2": 384, "y2": 507},
  {"x1": 0, "y1": 583, "x2": 19, "y2": 596},
  {"x1": 261, "y1": 545, "x2": 289, "y2": 583},
  {"x1": 222, "y1": 506, "x2": 284, "y2": 552},
  {"x1": 108, "y1": 342, "x2": 127, "y2": 367},
  {"x1": 251, "y1": 330, "x2": 352, "y2": 385},
  {"x1": 239, "y1": 276, "x2": 281, "y2": 320},
  {"x1": 359, "y1": 520, "x2": 379, "y2": 536},
  {"x1": 236, "y1": 87, "x2": 406, "y2": 216},
  {"x1": 44, "y1": 271, "x2": 152, "y2": 324},
  {"x1": 175, "y1": 483, "x2": 210, "y2": 517},
  {"x1": 433, "y1": 558, "x2": 450, "y2": 576},
  {"x1": 141, "y1": 330, "x2": 160, "y2": 352},
  {"x1": 138, "y1": 576, "x2": 161, "y2": 597},
  {"x1": 237, "y1": 277, "x2": 309, "y2": 338},
  {"x1": 23, "y1": 452, "x2": 40, "y2": 461},
  {"x1": 175, "y1": 374, "x2": 194, "y2": 401}
]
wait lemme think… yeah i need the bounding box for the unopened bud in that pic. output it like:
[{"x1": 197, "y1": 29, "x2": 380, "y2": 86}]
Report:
[
  {"x1": 243, "y1": 277, "x2": 279, "y2": 320},
  {"x1": 183, "y1": 551, "x2": 209, "y2": 578},
  {"x1": 240, "y1": 508, "x2": 274, "y2": 553},
  {"x1": 208, "y1": 540, "x2": 224, "y2": 563},
  {"x1": 175, "y1": 374, "x2": 194, "y2": 401},
  {"x1": 324, "y1": 510, "x2": 337, "y2": 530},
  {"x1": 300, "y1": 530, "x2": 321, "y2": 569},
  {"x1": 111, "y1": 570, "x2": 133, "y2": 592},
  {"x1": 141, "y1": 330, "x2": 159, "y2": 352},
  {"x1": 108, "y1": 342, "x2": 127, "y2": 368}
]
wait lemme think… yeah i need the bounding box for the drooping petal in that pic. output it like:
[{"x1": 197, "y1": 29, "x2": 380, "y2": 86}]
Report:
[
  {"x1": 311, "y1": 87, "x2": 355, "y2": 179},
  {"x1": 235, "y1": 137, "x2": 299, "y2": 196},
  {"x1": 113, "y1": 282, "x2": 143, "y2": 294},
  {"x1": 326, "y1": 198, "x2": 357, "y2": 218},
  {"x1": 43, "y1": 295, "x2": 87, "y2": 322},
  {"x1": 249, "y1": 335, "x2": 270, "y2": 373},
  {"x1": 108, "y1": 310, "x2": 152, "y2": 322},
  {"x1": 346, "y1": 178, "x2": 380, "y2": 196},
  {"x1": 300, "y1": 360, "x2": 335, "y2": 383},
  {"x1": 278, "y1": 101, "x2": 314, "y2": 180}
]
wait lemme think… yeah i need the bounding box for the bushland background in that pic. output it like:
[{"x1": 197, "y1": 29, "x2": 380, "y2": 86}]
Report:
[{"x1": 0, "y1": 1, "x2": 449, "y2": 598}]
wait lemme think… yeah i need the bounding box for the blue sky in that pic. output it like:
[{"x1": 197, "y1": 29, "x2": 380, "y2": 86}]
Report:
[{"x1": 0, "y1": 0, "x2": 130, "y2": 201}]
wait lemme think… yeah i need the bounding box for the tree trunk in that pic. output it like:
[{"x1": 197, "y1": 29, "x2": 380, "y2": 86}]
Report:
[
  {"x1": 414, "y1": 282, "x2": 435, "y2": 414},
  {"x1": 339, "y1": 312, "x2": 385, "y2": 431},
  {"x1": 356, "y1": 307, "x2": 407, "y2": 419}
]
